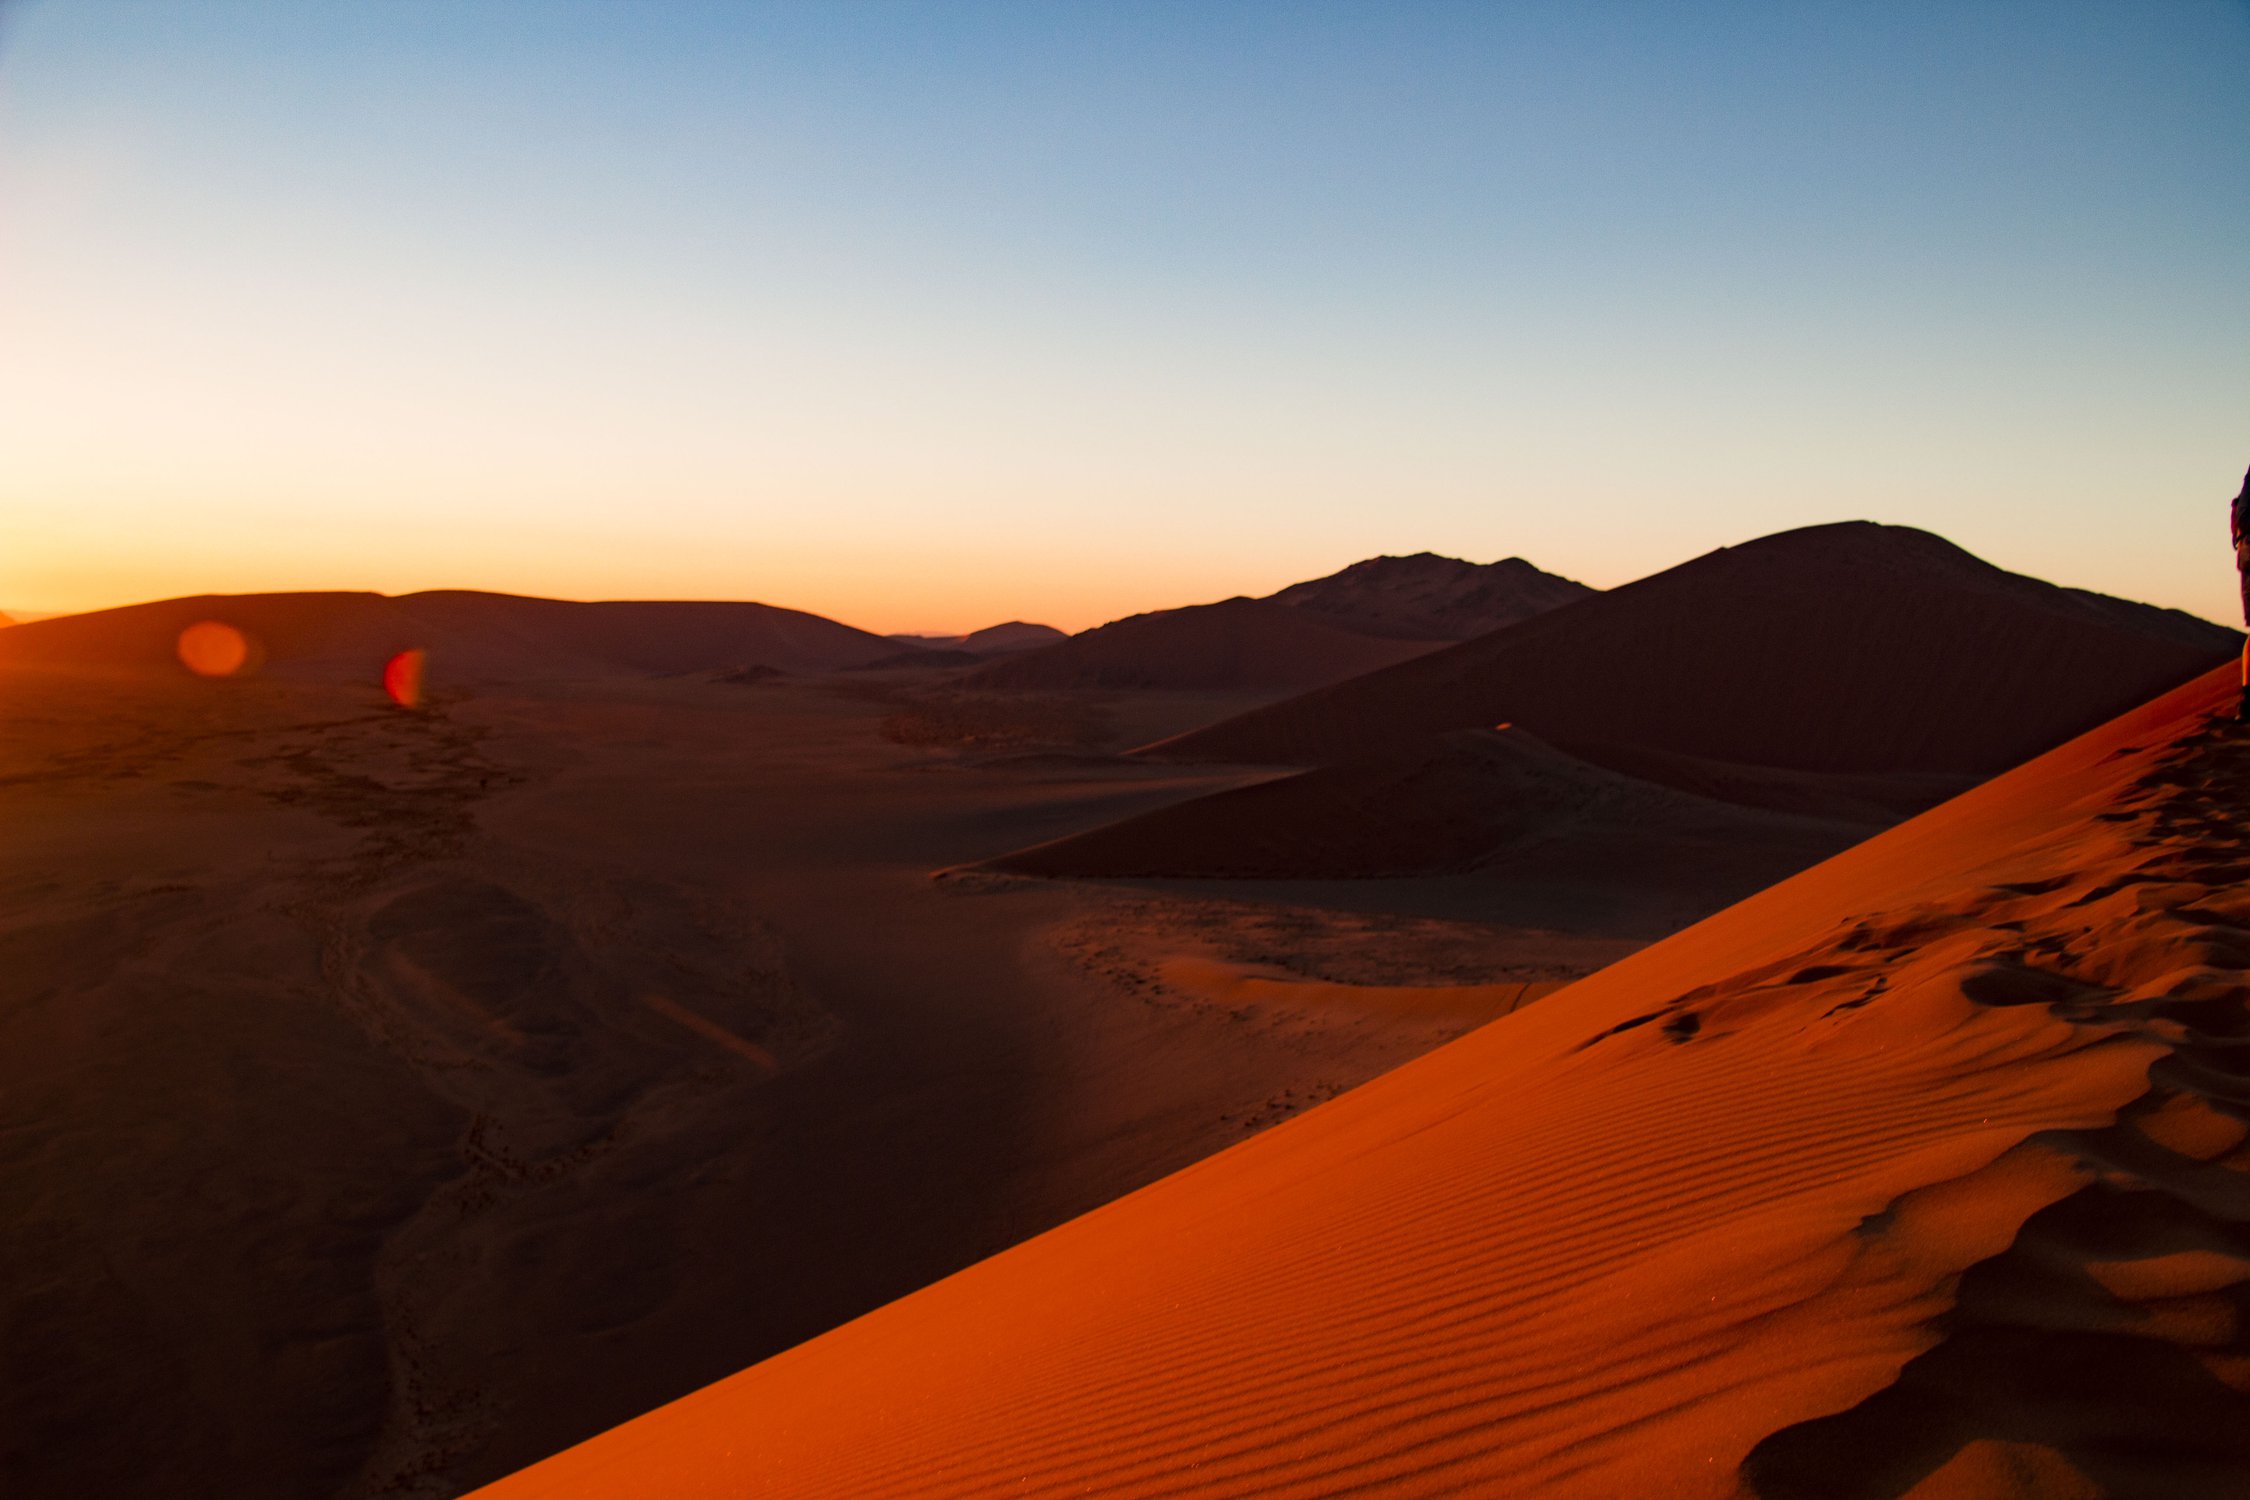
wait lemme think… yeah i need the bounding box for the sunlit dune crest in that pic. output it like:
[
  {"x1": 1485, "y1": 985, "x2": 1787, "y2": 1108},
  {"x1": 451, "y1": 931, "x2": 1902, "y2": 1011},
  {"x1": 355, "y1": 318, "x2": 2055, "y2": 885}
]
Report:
[{"x1": 175, "y1": 620, "x2": 253, "y2": 677}]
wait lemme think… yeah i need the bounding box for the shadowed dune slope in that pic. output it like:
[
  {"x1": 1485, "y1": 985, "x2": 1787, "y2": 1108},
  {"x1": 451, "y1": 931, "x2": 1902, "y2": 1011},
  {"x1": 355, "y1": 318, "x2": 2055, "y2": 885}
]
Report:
[
  {"x1": 957, "y1": 596, "x2": 1444, "y2": 692},
  {"x1": 1148, "y1": 522, "x2": 2237, "y2": 774},
  {"x1": 960, "y1": 620, "x2": 1068, "y2": 653},
  {"x1": 980, "y1": 726, "x2": 1875, "y2": 888},
  {"x1": 1265, "y1": 551, "x2": 1594, "y2": 640},
  {"x1": 1551, "y1": 736, "x2": 1975, "y2": 821},
  {"x1": 479, "y1": 665, "x2": 2250, "y2": 1500},
  {"x1": 0, "y1": 590, "x2": 907, "y2": 682}
]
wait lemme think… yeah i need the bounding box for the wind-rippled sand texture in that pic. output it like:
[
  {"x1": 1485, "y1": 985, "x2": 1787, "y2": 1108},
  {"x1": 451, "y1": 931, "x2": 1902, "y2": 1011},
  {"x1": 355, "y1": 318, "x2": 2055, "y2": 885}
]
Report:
[{"x1": 482, "y1": 665, "x2": 2250, "y2": 1499}]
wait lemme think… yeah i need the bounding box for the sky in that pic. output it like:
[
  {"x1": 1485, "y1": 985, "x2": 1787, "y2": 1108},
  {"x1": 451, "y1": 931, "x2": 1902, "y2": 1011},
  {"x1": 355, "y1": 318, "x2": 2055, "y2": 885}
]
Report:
[{"x1": 1, "y1": 1, "x2": 2245, "y2": 634}]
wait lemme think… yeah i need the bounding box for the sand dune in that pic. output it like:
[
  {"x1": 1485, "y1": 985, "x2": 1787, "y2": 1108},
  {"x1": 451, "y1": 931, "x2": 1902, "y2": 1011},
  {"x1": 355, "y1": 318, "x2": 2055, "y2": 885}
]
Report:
[
  {"x1": 959, "y1": 596, "x2": 1445, "y2": 693},
  {"x1": 1148, "y1": 522, "x2": 2238, "y2": 773},
  {"x1": 476, "y1": 665, "x2": 2250, "y2": 1499},
  {"x1": 1553, "y1": 736, "x2": 1974, "y2": 821},
  {"x1": 977, "y1": 525, "x2": 2214, "y2": 906},
  {"x1": 1264, "y1": 551, "x2": 1593, "y2": 640},
  {"x1": 980, "y1": 725, "x2": 1874, "y2": 898},
  {"x1": 0, "y1": 589, "x2": 909, "y2": 684}
]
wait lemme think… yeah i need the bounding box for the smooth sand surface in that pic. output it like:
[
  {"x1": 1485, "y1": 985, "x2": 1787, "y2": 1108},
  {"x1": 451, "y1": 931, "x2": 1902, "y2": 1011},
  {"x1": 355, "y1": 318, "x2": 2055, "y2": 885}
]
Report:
[
  {"x1": 0, "y1": 662, "x2": 1630, "y2": 1499},
  {"x1": 1149, "y1": 522, "x2": 2237, "y2": 772},
  {"x1": 477, "y1": 665, "x2": 2250, "y2": 1500}
]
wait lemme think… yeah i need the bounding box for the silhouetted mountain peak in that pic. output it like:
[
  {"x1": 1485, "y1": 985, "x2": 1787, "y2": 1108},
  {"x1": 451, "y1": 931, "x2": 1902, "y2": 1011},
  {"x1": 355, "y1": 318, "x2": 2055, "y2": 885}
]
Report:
[{"x1": 1264, "y1": 551, "x2": 1592, "y2": 641}]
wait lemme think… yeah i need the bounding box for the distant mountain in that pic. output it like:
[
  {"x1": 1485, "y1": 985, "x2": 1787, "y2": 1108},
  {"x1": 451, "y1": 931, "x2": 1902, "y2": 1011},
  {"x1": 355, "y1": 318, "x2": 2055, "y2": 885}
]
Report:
[
  {"x1": 959, "y1": 621, "x2": 1066, "y2": 654},
  {"x1": 1147, "y1": 522, "x2": 2239, "y2": 776},
  {"x1": 0, "y1": 590, "x2": 907, "y2": 684},
  {"x1": 955, "y1": 596, "x2": 1443, "y2": 694},
  {"x1": 1264, "y1": 552, "x2": 1592, "y2": 641},
  {"x1": 885, "y1": 621, "x2": 1066, "y2": 655},
  {"x1": 953, "y1": 551, "x2": 1588, "y2": 694}
]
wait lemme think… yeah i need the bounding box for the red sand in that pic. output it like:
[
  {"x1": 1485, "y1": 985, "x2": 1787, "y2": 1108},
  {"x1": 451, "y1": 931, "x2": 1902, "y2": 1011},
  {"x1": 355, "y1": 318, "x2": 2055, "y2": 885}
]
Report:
[
  {"x1": 1147, "y1": 522, "x2": 2237, "y2": 774},
  {"x1": 477, "y1": 666, "x2": 2250, "y2": 1499}
]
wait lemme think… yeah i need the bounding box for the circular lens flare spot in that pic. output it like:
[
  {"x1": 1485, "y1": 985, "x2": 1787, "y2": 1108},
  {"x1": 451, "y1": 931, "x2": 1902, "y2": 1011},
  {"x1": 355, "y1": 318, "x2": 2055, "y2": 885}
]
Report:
[
  {"x1": 383, "y1": 649, "x2": 427, "y2": 708},
  {"x1": 177, "y1": 621, "x2": 250, "y2": 677}
]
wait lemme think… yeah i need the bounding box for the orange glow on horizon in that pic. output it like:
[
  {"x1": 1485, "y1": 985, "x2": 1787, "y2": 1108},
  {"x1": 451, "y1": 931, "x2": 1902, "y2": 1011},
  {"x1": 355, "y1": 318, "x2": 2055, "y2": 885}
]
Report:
[
  {"x1": 383, "y1": 648, "x2": 427, "y2": 708},
  {"x1": 176, "y1": 621, "x2": 252, "y2": 677}
]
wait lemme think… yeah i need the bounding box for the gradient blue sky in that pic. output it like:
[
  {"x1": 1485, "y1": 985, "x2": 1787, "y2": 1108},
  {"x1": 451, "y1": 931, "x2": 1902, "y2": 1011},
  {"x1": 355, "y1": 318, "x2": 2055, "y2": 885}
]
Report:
[{"x1": 2, "y1": 0, "x2": 2245, "y2": 632}]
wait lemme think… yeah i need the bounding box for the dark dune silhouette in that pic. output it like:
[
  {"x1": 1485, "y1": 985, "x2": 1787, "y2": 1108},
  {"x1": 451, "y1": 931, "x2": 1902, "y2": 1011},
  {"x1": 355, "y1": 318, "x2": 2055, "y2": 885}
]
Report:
[
  {"x1": 956, "y1": 596, "x2": 1446, "y2": 693},
  {"x1": 1147, "y1": 522, "x2": 2238, "y2": 774},
  {"x1": 1263, "y1": 551, "x2": 1593, "y2": 640},
  {"x1": 956, "y1": 551, "x2": 1596, "y2": 694},
  {"x1": 978, "y1": 725, "x2": 1872, "y2": 906},
  {"x1": 0, "y1": 590, "x2": 909, "y2": 683},
  {"x1": 1542, "y1": 737, "x2": 1973, "y2": 821}
]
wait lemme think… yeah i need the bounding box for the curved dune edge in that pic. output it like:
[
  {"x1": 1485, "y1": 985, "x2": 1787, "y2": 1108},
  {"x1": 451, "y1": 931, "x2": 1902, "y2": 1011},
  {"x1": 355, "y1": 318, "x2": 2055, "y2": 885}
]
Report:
[{"x1": 475, "y1": 666, "x2": 2250, "y2": 1500}]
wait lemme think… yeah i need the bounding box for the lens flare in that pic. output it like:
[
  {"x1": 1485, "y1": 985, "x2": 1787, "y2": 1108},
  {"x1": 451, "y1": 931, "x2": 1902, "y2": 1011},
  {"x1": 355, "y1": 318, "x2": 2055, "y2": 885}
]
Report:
[
  {"x1": 383, "y1": 649, "x2": 427, "y2": 708},
  {"x1": 177, "y1": 621, "x2": 251, "y2": 677}
]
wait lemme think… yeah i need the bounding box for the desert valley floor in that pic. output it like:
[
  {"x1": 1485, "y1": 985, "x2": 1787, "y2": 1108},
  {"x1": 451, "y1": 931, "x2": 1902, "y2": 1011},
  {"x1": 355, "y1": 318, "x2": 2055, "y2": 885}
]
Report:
[{"x1": 1, "y1": 665, "x2": 1657, "y2": 1497}]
